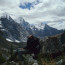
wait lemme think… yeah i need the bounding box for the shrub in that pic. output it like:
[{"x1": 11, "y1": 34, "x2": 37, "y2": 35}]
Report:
[{"x1": 0, "y1": 52, "x2": 6, "y2": 64}]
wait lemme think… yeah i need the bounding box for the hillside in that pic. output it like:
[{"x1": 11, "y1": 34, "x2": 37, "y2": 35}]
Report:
[
  {"x1": 0, "y1": 30, "x2": 18, "y2": 49},
  {"x1": 0, "y1": 30, "x2": 65, "y2": 65}
]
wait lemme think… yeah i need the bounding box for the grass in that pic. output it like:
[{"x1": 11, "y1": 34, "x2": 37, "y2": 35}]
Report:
[
  {"x1": 0, "y1": 52, "x2": 6, "y2": 64},
  {"x1": 37, "y1": 52, "x2": 65, "y2": 65},
  {"x1": 1, "y1": 51, "x2": 65, "y2": 65}
]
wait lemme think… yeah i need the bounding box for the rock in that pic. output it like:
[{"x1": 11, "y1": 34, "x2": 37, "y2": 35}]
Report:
[
  {"x1": 1, "y1": 61, "x2": 19, "y2": 65},
  {"x1": 55, "y1": 59, "x2": 65, "y2": 65},
  {"x1": 22, "y1": 54, "x2": 39, "y2": 65},
  {"x1": 56, "y1": 59, "x2": 63, "y2": 65},
  {"x1": 32, "y1": 62, "x2": 39, "y2": 65},
  {"x1": 42, "y1": 36, "x2": 63, "y2": 54}
]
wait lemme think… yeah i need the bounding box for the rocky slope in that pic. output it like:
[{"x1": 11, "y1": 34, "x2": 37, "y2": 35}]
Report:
[
  {"x1": 0, "y1": 30, "x2": 18, "y2": 50},
  {"x1": 0, "y1": 15, "x2": 29, "y2": 42},
  {"x1": 41, "y1": 31, "x2": 65, "y2": 54}
]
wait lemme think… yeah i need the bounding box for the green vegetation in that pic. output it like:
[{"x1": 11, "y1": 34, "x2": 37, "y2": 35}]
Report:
[
  {"x1": 10, "y1": 44, "x2": 14, "y2": 58},
  {"x1": 1, "y1": 30, "x2": 65, "y2": 65},
  {"x1": 0, "y1": 52, "x2": 6, "y2": 64},
  {"x1": 0, "y1": 30, "x2": 18, "y2": 49}
]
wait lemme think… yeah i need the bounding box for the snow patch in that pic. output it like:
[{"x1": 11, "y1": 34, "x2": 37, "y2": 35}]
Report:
[
  {"x1": 30, "y1": 25, "x2": 35, "y2": 30},
  {"x1": 0, "y1": 21, "x2": 2, "y2": 24},
  {"x1": 1, "y1": 29, "x2": 6, "y2": 31},
  {"x1": 1, "y1": 13, "x2": 10, "y2": 20},
  {"x1": 33, "y1": 23, "x2": 45, "y2": 30},
  {"x1": 6, "y1": 38, "x2": 13, "y2": 42},
  {"x1": 0, "y1": 25, "x2": 2, "y2": 27},
  {"x1": 15, "y1": 39, "x2": 20, "y2": 43},
  {"x1": 15, "y1": 17, "x2": 24, "y2": 23},
  {"x1": 6, "y1": 38, "x2": 20, "y2": 43}
]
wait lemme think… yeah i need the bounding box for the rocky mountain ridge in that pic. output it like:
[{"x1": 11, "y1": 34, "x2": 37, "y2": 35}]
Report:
[
  {"x1": 0, "y1": 15, "x2": 29, "y2": 42},
  {"x1": 19, "y1": 17, "x2": 63, "y2": 37},
  {"x1": 0, "y1": 14, "x2": 64, "y2": 42}
]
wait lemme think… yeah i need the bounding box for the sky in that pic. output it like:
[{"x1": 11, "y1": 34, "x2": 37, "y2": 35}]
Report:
[{"x1": 0, "y1": 0, "x2": 65, "y2": 30}]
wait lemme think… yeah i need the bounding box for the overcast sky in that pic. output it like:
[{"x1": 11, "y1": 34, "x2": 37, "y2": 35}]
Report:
[{"x1": 0, "y1": 0, "x2": 65, "y2": 30}]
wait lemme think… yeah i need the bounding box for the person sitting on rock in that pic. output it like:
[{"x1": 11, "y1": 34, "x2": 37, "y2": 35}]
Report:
[
  {"x1": 25, "y1": 35, "x2": 41, "y2": 59},
  {"x1": 15, "y1": 35, "x2": 41, "y2": 60}
]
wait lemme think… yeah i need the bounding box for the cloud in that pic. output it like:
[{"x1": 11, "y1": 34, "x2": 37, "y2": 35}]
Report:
[
  {"x1": 0, "y1": 0, "x2": 65, "y2": 29},
  {"x1": 19, "y1": 0, "x2": 65, "y2": 23},
  {"x1": 0, "y1": 0, "x2": 20, "y2": 8},
  {"x1": 48, "y1": 21, "x2": 65, "y2": 30},
  {"x1": 20, "y1": 0, "x2": 36, "y2": 5}
]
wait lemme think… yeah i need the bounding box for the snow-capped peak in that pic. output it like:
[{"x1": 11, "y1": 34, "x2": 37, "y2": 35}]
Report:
[
  {"x1": 1, "y1": 12, "x2": 10, "y2": 20},
  {"x1": 33, "y1": 23, "x2": 46, "y2": 30},
  {"x1": 15, "y1": 16, "x2": 24, "y2": 23},
  {"x1": 30, "y1": 24, "x2": 35, "y2": 30}
]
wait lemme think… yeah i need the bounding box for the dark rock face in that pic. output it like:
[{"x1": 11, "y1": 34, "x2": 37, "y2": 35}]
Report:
[
  {"x1": 41, "y1": 31, "x2": 65, "y2": 56},
  {"x1": 42, "y1": 36, "x2": 63, "y2": 54},
  {"x1": 0, "y1": 17, "x2": 29, "y2": 42},
  {"x1": 41, "y1": 24, "x2": 63, "y2": 37}
]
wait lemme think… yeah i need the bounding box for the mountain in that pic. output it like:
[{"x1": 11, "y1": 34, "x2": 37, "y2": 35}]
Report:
[
  {"x1": 0, "y1": 14, "x2": 64, "y2": 42},
  {"x1": 0, "y1": 15, "x2": 29, "y2": 42},
  {"x1": 18, "y1": 17, "x2": 63, "y2": 37}
]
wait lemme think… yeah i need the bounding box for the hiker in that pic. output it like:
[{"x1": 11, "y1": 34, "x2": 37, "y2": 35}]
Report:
[
  {"x1": 15, "y1": 35, "x2": 41, "y2": 60},
  {"x1": 25, "y1": 35, "x2": 41, "y2": 59}
]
